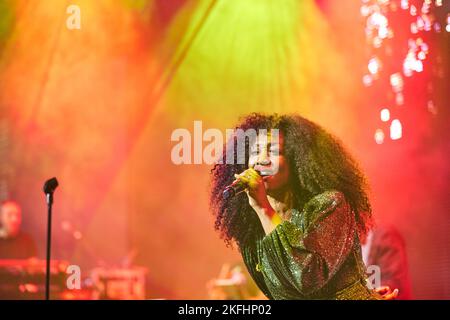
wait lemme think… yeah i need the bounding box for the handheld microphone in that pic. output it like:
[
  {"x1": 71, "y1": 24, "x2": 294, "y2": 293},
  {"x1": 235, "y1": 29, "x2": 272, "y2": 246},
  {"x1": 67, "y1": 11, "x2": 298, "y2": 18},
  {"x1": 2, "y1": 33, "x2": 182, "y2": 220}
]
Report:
[
  {"x1": 222, "y1": 169, "x2": 271, "y2": 200},
  {"x1": 223, "y1": 180, "x2": 245, "y2": 200}
]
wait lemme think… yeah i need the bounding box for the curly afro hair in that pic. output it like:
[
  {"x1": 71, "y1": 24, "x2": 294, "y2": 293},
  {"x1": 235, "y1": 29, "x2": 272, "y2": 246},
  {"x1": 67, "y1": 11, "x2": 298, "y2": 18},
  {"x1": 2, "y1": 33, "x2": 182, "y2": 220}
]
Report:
[{"x1": 210, "y1": 113, "x2": 373, "y2": 249}]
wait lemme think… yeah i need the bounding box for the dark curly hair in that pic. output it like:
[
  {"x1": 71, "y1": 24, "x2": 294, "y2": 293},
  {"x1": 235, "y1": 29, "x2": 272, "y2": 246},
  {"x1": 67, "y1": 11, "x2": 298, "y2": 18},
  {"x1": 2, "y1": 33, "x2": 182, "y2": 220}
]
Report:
[{"x1": 210, "y1": 113, "x2": 373, "y2": 249}]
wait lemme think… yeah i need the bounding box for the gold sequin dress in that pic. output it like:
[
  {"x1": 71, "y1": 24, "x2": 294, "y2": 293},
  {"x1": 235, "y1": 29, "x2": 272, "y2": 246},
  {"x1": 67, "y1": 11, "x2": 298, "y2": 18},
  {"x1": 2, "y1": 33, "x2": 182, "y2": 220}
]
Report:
[{"x1": 241, "y1": 190, "x2": 382, "y2": 300}]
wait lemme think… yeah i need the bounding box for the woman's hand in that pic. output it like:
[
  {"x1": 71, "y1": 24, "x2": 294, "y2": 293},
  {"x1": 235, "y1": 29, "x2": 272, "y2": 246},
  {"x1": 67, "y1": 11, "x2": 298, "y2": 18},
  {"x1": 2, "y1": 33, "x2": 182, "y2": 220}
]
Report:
[
  {"x1": 234, "y1": 168, "x2": 279, "y2": 235},
  {"x1": 234, "y1": 168, "x2": 271, "y2": 211},
  {"x1": 375, "y1": 286, "x2": 399, "y2": 300}
]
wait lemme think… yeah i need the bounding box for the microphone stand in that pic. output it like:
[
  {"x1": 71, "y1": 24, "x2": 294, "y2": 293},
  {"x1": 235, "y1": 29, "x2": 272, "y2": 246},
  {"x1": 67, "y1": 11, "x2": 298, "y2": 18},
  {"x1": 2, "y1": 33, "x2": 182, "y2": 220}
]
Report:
[{"x1": 43, "y1": 177, "x2": 59, "y2": 300}]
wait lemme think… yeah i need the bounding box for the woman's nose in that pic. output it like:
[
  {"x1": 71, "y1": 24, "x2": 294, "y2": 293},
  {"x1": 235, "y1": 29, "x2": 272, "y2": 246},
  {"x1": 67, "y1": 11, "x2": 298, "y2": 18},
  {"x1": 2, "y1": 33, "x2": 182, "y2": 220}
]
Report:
[{"x1": 257, "y1": 152, "x2": 271, "y2": 165}]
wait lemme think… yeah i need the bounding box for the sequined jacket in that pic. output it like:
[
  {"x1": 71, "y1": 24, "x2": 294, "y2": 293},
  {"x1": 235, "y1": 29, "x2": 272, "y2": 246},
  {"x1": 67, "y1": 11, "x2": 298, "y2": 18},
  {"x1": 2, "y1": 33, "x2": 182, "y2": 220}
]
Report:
[{"x1": 241, "y1": 190, "x2": 381, "y2": 300}]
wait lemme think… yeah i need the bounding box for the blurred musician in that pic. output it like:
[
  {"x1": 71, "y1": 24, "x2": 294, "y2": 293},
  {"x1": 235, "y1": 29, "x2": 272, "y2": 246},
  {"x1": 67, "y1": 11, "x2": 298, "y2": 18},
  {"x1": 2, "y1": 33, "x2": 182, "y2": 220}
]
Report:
[
  {"x1": 0, "y1": 200, "x2": 37, "y2": 259},
  {"x1": 206, "y1": 262, "x2": 267, "y2": 300},
  {"x1": 361, "y1": 225, "x2": 412, "y2": 300}
]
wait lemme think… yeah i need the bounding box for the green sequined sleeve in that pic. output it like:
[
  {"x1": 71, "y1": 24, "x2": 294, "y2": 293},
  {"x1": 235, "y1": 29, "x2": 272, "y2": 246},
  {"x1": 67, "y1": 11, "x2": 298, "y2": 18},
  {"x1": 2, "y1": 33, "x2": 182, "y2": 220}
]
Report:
[{"x1": 258, "y1": 191, "x2": 356, "y2": 297}]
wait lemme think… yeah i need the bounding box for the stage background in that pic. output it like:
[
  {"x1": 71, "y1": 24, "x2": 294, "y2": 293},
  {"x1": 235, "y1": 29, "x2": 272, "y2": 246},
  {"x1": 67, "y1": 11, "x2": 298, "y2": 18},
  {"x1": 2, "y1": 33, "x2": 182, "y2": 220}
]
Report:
[{"x1": 0, "y1": 0, "x2": 448, "y2": 299}]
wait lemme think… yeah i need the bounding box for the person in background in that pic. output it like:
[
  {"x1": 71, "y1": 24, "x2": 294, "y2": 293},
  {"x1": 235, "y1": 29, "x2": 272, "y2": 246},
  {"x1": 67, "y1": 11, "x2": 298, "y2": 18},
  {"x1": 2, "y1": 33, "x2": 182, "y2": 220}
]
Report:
[
  {"x1": 0, "y1": 200, "x2": 37, "y2": 259},
  {"x1": 206, "y1": 262, "x2": 267, "y2": 300},
  {"x1": 361, "y1": 225, "x2": 412, "y2": 300}
]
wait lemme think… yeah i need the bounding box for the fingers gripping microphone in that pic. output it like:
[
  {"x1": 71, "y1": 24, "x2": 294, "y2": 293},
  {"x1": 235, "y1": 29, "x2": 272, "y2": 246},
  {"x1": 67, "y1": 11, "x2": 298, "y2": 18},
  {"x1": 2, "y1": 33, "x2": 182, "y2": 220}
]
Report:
[{"x1": 222, "y1": 169, "x2": 271, "y2": 200}]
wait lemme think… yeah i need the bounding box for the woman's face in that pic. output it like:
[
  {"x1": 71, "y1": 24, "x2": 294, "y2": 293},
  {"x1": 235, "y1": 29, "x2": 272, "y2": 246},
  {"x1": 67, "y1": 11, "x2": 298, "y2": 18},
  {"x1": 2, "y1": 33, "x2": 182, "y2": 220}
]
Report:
[{"x1": 248, "y1": 132, "x2": 290, "y2": 193}]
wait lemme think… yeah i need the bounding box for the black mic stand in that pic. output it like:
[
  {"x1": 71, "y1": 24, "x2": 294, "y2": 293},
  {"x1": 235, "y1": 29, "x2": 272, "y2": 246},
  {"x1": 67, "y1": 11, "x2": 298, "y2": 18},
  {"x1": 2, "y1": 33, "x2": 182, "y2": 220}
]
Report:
[{"x1": 43, "y1": 177, "x2": 59, "y2": 300}]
